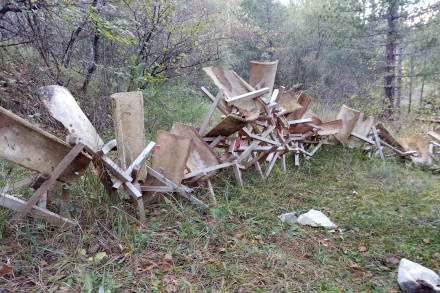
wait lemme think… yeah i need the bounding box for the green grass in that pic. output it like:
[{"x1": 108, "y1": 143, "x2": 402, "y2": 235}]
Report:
[{"x1": 1, "y1": 146, "x2": 439, "y2": 292}]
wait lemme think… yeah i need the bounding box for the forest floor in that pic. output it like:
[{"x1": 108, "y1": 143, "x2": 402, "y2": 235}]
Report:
[{"x1": 0, "y1": 145, "x2": 440, "y2": 292}]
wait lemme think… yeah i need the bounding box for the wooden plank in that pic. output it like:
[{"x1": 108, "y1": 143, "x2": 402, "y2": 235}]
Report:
[
  {"x1": 146, "y1": 166, "x2": 208, "y2": 209},
  {"x1": 317, "y1": 120, "x2": 343, "y2": 136},
  {"x1": 264, "y1": 152, "x2": 280, "y2": 179},
  {"x1": 334, "y1": 105, "x2": 361, "y2": 143},
  {"x1": 199, "y1": 89, "x2": 224, "y2": 136},
  {"x1": 233, "y1": 163, "x2": 243, "y2": 188},
  {"x1": 200, "y1": 87, "x2": 229, "y2": 115},
  {"x1": 248, "y1": 60, "x2": 278, "y2": 100},
  {"x1": 291, "y1": 91, "x2": 311, "y2": 120},
  {"x1": 372, "y1": 126, "x2": 385, "y2": 161},
  {"x1": 183, "y1": 162, "x2": 236, "y2": 180},
  {"x1": 0, "y1": 107, "x2": 91, "y2": 183},
  {"x1": 375, "y1": 123, "x2": 405, "y2": 152},
  {"x1": 225, "y1": 88, "x2": 270, "y2": 104},
  {"x1": 351, "y1": 132, "x2": 374, "y2": 145},
  {"x1": 37, "y1": 85, "x2": 103, "y2": 147},
  {"x1": 348, "y1": 113, "x2": 375, "y2": 148},
  {"x1": 171, "y1": 122, "x2": 219, "y2": 175},
  {"x1": 278, "y1": 89, "x2": 303, "y2": 114},
  {"x1": 399, "y1": 133, "x2": 430, "y2": 165},
  {"x1": 1, "y1": 193, "x2": 77, "y2": 226},
  {"x1": 113, "y1": 141, "x2": 155, "y2": 189},
  {"x1": 288, "y1": 118, "x2": 313, "y2": 125},
  {"x1": 205, "y1": 114, "x2": 247, "y2": 137},
  {"x1": 206, "y1": 179, "x2": 217, "y2": 205},
  {"x1": 112, "y1": 91, "x2": 147, "y2": 182},
  {"x1": 10, "y1": 143, "x2": 86, "y2": 223},
  {"x1": 144, "y1": 131, "x2": 191, "y2": 202},
  {"x1": 97, "y1": 139, "x2": 117, "y2": 156},
  {"x1": 140, "y1": 186, "x2": 175, "y2": 193},
  {"x1": 428, "y1": 131, "x2": 440, "y2": 142}
]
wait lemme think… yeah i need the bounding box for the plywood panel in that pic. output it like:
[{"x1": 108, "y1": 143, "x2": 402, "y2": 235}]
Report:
[
  {"x1": 170, "y1": 122, "x2": 219, "y2": 173},
  {"x1": 205, "y1": 114, "x2": 247, "y2": 137},
  {"x1": 400, "y1": 134, "x2": 429, "y2": 165},
  {"x1": 203, "y1": 66, "x2": 259, "y2": 118},
  {"x1": 248, "y1": 60, "x2": 278, "y2": 100},
  {"x1": 334, "y1": 105, "x2": 360, "y2": 143},
  {"x1": 348, "y1": 113, "x2": 374, "y2": 148},
  {"x1": 111, "y1": 91, "x2": 147, "y2": 182},
  {"x1": 38, "y1": 85, "x2": 103, "y2": 148},
  {"x1": 278, "y1": 89, "x2": 302, "y2": 114},
  {"x1": 375, "y1": 123, "x2": 405, "y2": 152},
  {"x1": 0, "y1": 107, "x2": 90, "y2": 183}
]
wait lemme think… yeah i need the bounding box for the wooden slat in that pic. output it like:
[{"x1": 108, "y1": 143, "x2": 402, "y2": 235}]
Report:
[
  {"x1": 38, "y1": 85, "x2": 103, "y2": 147},
  {"x1": 10, "y1": 143, "x2": 86, "y2": 223},
  {"x1": 199, "y1": 89, "x2": 224, "y2": 136},
  {"x1": 112, "y1": 91, "x2": 147, "y2": 182},
  {"x1": 1, "y1": 193, "x2": 77, "y2": 226},
  {"x1": 0, "y1": 107, "x2": 91, "y2": 183},
  {"x1": 225, "y1": 88, "x2": 270, "y2": 104}
]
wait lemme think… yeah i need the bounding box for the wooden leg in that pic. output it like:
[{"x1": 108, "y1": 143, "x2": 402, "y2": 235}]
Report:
[
  {"x1": 206, "y1": 179, "x2": 217, "y2": 206},
  {"x1": 233, "y1": 163, "x2": 243, "y2": 188},
  {"x1": 372, "y1": 126, "x2": 385, "y2": 161},
  {"x1": 265, "y1": 152, "x2": 280, "y2": 179},
  {"x1": 281, "y1": 154, "x2": 286, "y2": 172},
  {"x1": 10, "y1": 143, "x2": 85, "y2": 224}
]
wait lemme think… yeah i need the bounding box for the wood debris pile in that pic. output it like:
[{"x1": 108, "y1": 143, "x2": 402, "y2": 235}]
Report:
[{"x1": 0, "y1": 61, "x2": 439, "y2": 228}]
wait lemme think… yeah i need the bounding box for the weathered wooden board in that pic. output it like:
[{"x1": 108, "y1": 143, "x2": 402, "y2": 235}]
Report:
[
  {"x1": 150, "y1": 131, "x2": 191, "y2": 184},
  {"x1": 203, "y1": 66, "x2": 259, "y2": 118},
  {"x1": 399, "y1": 134, "x2": 430, "y2": 165},
  {"x1": 170, "y1": 122, "x2": 219, "y2": 173},
  {"x1": 37, "y1": 85, "x2": 103, "y2": 147},
  {"x1": 0, "y1": 193, "x2": 76, "y2": 226},
  {"x1": 291, "y1": 92, "x2": 311, "y2": 120},
  {"x1": 318, "y1": 119, "x2": 343, "y2": 136},
  {"x1": 278, "y1": 89, "x2": 302, "y2": 114},
  {"x1": 375, "y1": 123, "x2": 405, "y2": 152},
  {"x1": 248, "y1": 60, "x2": 278, "y2": 100},
  {"x1": 348, "y1": 113, "x2": 374, "y2": 148},
  {"x1": 144, "y1": 131, "x2": 191, "y2": 202},
  {"x1": 205, "y1": 114, "x2": 247, "y2": 137},
  {"x1": 111, "y1": 91, "x2": 147, "y2": 182},
  {"x1": 428, "y1": 130, "x2": 440, "y2": 142},
  {"x1": 334, "y1": 105, "x2": 360, "y2": 143},
  {"x1": 289, "y1": 109, "x2": 321, "y2": 134},
  {"x1": 0, "y1": 107, "x2": 90, "y2": 183}
]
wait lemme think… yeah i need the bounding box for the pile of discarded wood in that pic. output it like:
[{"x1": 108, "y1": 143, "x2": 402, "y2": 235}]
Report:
[{"x1": 0, "y1": 60, "x2": 438, "y2": 228}]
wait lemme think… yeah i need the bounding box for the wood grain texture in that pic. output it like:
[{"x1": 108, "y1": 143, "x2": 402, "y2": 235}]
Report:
[
  {"x1": 205, "y1": 114, "x2": 247, "y2": 137},
  {"x1": 334, "y1": 105, "x2": 361, "y2": 143},
  {"x1": 112, "y1": 91, "x2": 147, "y2": 182},
  {"x1": 0, "y1": 107, "x2": 91, "y2": 183},
  {"x1": 170, "y1": 122, "x2": 219, "y2": 174},
  {"x1": 37, "y1": 85, "x2": 103, "y2": 147}
]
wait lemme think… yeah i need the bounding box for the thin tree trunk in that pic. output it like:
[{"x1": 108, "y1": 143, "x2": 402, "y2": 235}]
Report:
[
  {"x1": 419, "y1": 55, "x2": 427, "y2": 107},
  {"x1": 408, "y1": 60, "x2": 414, "y2": 113},
  {"x1": 396, "y1": 45, "x2": 402, "y2": 112},
  {"x1": 383, "y1": 0, "x2": 398, "y2": 119}
]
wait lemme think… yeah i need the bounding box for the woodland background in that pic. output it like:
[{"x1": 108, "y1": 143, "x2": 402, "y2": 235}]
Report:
[{"x1": 0, "y1": 0, "x2": 439, "y2": 131}]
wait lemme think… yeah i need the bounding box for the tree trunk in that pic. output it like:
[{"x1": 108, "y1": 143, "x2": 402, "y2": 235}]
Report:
[
  {"x1": 383, "y1": 0, "x2": 398, "y2": 119},
  {"x1": 419, "y1": 55, "x2": 427, "y2": 107},
  {"x1": 408, "y1": 59, "x2": 414, "y2": 113},
  {"x1": 395, "y1": 44, "x2": 402, "y2": 112}
]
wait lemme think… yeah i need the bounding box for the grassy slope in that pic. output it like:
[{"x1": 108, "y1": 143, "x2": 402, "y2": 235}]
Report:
[{"x1": 1, "y1": 146, "x2": 439, "y2": 292}]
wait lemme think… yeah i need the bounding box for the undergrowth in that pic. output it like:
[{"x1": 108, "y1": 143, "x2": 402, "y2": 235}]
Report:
[{"x1": 1, "y1": 146, "x2": 439, "y2": 292}]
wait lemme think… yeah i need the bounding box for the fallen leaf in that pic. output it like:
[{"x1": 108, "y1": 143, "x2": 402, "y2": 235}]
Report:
[
  {"x1": 88, "y1": 251, "x2": 107, "y2": 263},
  {"x1": 385, "y1": 256, "x2": 400, "y2": 265},
  {"x1": 164, "y1": 253, "x2": 172, "y2": 262},
  {"x1": 348, "y1": 261, "x2": 359, "y2": 269},
  {"x1": 0, "y1": 264, "x2": 12, "y2": 275},
  {"x1": 358, "y1": 245, "x2": 368, "y2": 252},
  {"x1": 423, "y1": 238, "x2": 431, "y2": 244},
  {"x1": 161, "y1": 262, "x2": 172, "y2": 272}
]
